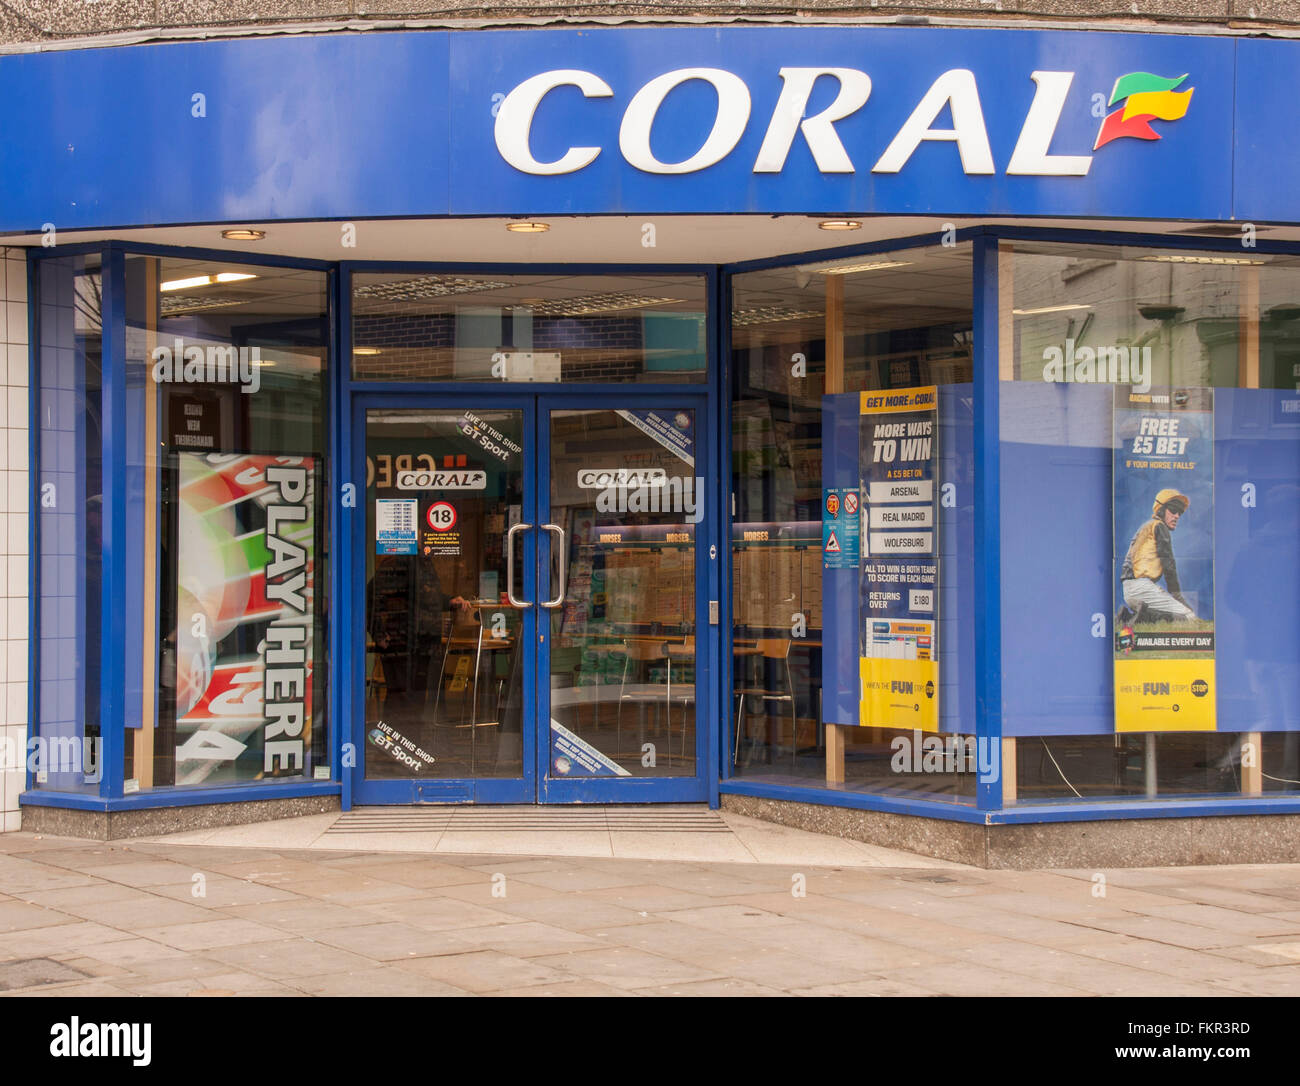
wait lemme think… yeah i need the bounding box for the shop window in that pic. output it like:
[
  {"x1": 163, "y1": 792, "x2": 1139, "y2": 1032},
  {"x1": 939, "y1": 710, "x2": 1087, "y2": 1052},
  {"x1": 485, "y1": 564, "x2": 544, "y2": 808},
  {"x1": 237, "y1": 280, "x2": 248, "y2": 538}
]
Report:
[
  {"x1": 119, "y1": 257, "x2": 331, "y2": 790},
  {"x1": 729, "y1": 244, "x2": 976, "y2": 802},
  {"x1": 1000, "y1": 241, "x2": 1300, "y2": 802},
  {"x1": 350, "y1": 273, "x2": 706, "y2": 384},
  {"x1": 33, "y1": 254, "x2": 103, "y2": 793}
]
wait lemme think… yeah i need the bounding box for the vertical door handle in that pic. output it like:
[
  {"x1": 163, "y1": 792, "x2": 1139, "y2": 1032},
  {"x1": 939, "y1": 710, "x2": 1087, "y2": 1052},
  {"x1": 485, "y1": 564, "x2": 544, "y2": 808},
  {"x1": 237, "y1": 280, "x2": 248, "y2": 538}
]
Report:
[
  {"x1": 506, "y1": 521, "x2": 532, "y2": 608},
  {"x1": 540, "y1": 523, "x2": 567, "y2": 609}
]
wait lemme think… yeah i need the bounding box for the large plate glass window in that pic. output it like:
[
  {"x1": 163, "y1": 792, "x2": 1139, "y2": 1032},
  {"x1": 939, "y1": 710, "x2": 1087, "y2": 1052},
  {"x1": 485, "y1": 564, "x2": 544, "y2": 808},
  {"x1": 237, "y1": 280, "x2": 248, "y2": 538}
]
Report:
[
  {"x1": 547, "y1": 408, "x2": 698, "y2": 780},
  {"x1": 33, "y1": 253, "x2": 104, "y2": 793},
  {"x1": 364, "y1": 408, "x2": 526, "y2": 781},
  {"x1": 1000, "y1": 241, "x2": 1300, "y2": 802},
  {"x1": 351, "y1": 273, "x2": 707, "y2": 384},
  {"x1": 729, "y1": 244, "x2": 976, "y2": 801},
  {"x1": 120, "y1": 257, "x2": 330, "y2": 791}
]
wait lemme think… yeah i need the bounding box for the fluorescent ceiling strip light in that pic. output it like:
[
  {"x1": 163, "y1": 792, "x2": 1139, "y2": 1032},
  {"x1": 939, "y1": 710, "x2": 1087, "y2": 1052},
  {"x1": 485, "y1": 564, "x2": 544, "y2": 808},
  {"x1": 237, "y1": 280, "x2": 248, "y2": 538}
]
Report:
[
  {"x1": 160, "y1": 272, "x2": 257, "y2": 291},
  {"x1": 1012, "y1": 304, "x2": 1093, "y2": 316}
]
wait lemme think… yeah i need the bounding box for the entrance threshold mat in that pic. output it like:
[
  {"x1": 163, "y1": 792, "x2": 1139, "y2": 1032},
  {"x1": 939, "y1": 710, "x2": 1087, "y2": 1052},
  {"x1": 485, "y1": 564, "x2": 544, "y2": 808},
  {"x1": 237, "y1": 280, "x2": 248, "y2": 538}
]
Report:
[{"x1": 327, "y1": 805, "x2": 731, "y2": 833}]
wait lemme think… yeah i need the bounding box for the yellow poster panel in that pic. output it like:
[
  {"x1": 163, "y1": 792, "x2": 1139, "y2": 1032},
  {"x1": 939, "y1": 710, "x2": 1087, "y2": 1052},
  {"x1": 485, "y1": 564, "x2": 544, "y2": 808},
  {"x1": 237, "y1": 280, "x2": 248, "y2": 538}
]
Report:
[
  {"x1": 860, "y1": 656, "x2": 939, "y2": 733},
  {"x1": 860, "y1": 386, "x2": 937, "y2": 415},
  {"x1": 1114, "y1": 658, "x2": 1216, "y2": 732}
]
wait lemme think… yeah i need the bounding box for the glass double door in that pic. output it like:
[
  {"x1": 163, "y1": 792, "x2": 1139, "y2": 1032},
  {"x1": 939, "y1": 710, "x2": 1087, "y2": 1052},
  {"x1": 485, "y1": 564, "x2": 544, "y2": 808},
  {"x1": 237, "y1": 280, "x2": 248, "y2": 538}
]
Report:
[{"x1": 355, "y1": 394, "x2": 708, "y2": 804}]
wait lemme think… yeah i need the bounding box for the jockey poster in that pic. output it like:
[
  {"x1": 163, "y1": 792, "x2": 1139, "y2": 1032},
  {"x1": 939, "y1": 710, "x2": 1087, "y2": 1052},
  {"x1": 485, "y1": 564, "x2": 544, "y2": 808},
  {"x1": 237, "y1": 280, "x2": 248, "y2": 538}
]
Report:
[{"x1": 1113, "y1": 388, "x2": 1215, "y2": 732}]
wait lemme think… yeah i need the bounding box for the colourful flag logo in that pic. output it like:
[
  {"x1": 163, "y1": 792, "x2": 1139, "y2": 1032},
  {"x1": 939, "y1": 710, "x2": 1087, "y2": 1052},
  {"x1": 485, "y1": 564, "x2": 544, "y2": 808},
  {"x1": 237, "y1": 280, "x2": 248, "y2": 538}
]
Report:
[{"x1": 1094, "y1": 72, "x2": 1194, "y2": 151}]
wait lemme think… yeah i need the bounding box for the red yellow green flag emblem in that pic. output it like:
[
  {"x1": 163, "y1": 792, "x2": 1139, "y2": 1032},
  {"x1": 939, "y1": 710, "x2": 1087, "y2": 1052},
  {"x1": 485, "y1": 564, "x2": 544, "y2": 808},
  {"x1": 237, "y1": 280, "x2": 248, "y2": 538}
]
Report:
[{"x1": 1094, "y1": 72, "x2": 1194, "y2": 150}]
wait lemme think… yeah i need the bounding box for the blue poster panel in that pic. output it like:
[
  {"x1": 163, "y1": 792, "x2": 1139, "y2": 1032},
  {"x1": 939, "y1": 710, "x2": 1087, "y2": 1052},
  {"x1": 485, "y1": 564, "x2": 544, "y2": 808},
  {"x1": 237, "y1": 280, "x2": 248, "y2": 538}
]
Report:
[{"x1": 376, "y1": 498, "x2": 419, "y2": 555}]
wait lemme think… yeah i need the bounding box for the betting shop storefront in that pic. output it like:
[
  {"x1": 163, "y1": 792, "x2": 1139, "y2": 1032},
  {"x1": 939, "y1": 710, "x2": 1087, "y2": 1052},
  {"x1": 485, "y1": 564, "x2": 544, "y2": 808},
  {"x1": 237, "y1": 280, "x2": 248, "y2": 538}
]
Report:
[{"x1": 7, "y1": 23, "x2": 1300, "y2": 863}]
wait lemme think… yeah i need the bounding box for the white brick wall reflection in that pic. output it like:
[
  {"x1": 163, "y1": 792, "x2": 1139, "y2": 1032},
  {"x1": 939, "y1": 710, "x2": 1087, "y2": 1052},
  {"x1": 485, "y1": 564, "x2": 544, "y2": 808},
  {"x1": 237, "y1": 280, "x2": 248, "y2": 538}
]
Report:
[{"x1": 0, "y1": 248, "x2": 27, "y2": 832}]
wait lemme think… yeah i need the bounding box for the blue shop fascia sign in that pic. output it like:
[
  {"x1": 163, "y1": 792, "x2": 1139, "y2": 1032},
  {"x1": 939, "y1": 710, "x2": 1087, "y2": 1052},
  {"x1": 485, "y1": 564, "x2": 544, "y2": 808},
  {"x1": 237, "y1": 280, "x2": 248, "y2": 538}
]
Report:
[{"x1": 0, "y1": 26, "x2": 1293, "y2": 229}]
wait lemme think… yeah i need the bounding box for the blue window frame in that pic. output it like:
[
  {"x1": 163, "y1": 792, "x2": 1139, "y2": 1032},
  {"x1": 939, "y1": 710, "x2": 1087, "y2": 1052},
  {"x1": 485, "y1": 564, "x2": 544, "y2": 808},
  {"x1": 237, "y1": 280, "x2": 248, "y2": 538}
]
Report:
[
  {"x1": 20, "y1": 227, "x2": 1300, "y2": 825},
  {"x1": 24, "y1": 243, "x2": 340, "y2": 814},
  {"x1": 716, "y1": 225, "x2": 1300, "y2": 825},
  {"x1": 338, "y1": 262, "x2": 720, "y2": 808}
]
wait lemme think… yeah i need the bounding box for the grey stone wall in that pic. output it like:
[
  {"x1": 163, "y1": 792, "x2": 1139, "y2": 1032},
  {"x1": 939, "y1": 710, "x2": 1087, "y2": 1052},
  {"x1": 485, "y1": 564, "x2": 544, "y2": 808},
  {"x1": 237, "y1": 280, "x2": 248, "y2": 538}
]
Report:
[
  {"x1": 2, "y1": 0, "x2": 1299, "y2": 50},
  {"x1": 721, "y1": 793, "x2": 1300, "y2": 868}
]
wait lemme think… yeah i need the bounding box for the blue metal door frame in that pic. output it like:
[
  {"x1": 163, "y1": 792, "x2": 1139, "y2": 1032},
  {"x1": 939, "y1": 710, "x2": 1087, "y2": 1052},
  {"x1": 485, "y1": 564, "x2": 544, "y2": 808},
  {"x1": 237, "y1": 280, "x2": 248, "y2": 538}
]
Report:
[
  {"x1": 349, "y1": 390, "x2": 540, "y2": 805},
  {"x1": 348, "y1": 390, "x2": 712, "y2": 805}
]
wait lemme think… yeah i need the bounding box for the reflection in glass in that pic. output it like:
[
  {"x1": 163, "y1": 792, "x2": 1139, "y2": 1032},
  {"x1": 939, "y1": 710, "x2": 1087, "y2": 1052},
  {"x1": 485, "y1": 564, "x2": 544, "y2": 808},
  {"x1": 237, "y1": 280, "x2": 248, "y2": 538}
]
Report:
[
  {"x1": 351, "y1": 273, "x2": 707, "y2": 384},
  {"x1": 122, "y1": 257, "x2": 330, "y2": 789},
  {"x1": 548, "y1": 409, "x2": 698, "y2": 777},
  {"x1": 730, "y1": 245, "x2": 975, "y2": 800},
  {"x1": 34, "y1": 253, "x2": 103, "y2": 793},
  {"x1": 1002, "y1": 241, "x2": 1300, "y2": 801},
  {"x1": 364, "y1": 409, "x2": 524, "y2": 779}
]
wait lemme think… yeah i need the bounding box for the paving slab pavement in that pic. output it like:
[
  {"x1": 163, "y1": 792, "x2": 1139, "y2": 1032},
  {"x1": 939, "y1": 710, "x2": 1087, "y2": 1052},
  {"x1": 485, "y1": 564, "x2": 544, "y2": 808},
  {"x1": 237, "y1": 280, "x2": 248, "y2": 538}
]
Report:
[
  {"x1": 0, "y1": 814, "x2": 1299, "y2": 996},
  {"x1": 132, "y1": 807, "x2": 961, "y2": 869}
]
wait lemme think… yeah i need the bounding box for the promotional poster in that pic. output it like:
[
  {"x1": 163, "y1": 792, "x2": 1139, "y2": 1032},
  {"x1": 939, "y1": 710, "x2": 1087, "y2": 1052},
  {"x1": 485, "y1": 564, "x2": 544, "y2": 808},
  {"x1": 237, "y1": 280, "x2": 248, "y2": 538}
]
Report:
[
  {"x1": 1113, "y1": 388, "x2": 1216, "y2": 731},
  {"x1": 859, "y1": 387, "x2": 940, "y2": 732},
  {"x1": 375, "y1": 498, "x2": 418, "y2": 555},
  {"x1": 172, "y1": 453, "x2": 317, "y2": 783},
  {"x1": 614, "y1": 408, "x2": 695, "y2": 467},
  {"x1": 822, "y1": 486, "x2": 861, "y2": 571},
  {"x1": 551, "y1": 719, "x2": 631, "y2": 777}
]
